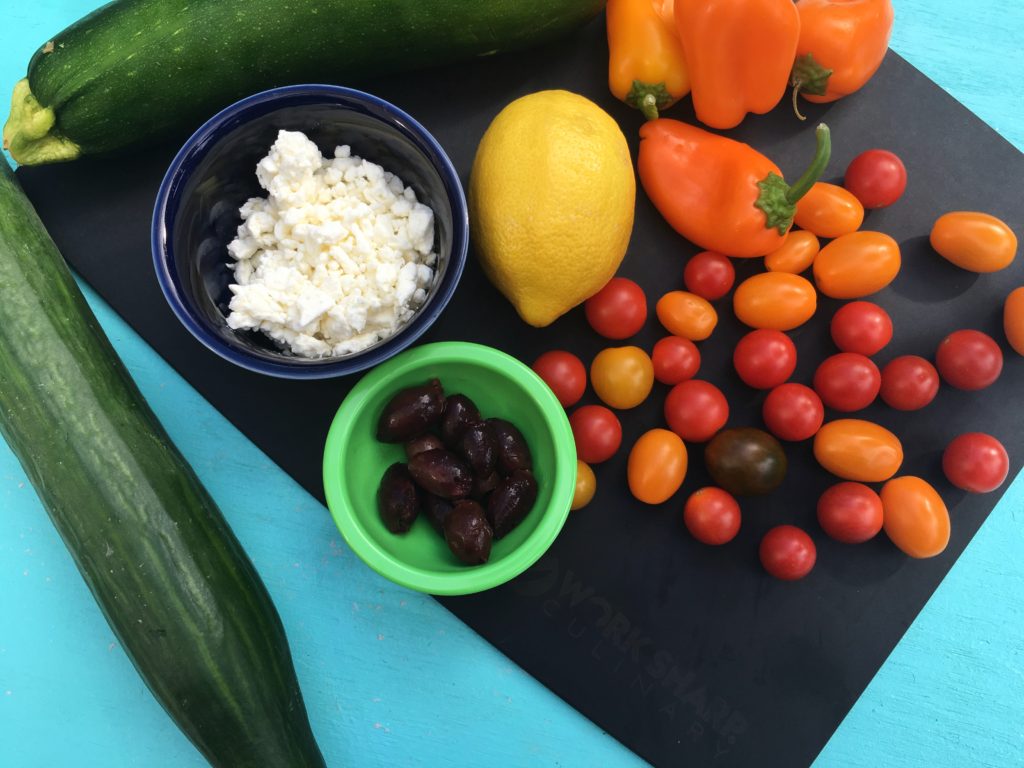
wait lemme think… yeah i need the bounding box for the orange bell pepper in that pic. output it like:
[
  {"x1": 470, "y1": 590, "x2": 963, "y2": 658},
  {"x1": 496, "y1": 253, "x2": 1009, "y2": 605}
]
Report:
[
  {"x1": 638, "y1": 121, "x2": 831, "y2": 258},
  {"x1": 674, "y1": 0, "x2": 800, "y2": 130},
  {"x1": 607, "y1": 0, "x2": 690, "y2": 120}
]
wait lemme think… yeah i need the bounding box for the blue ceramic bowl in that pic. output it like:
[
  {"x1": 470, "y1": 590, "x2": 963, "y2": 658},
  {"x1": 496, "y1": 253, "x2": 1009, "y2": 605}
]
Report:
[{"x1": 152, "y1": 84, "x2": 468, "y2": 379}]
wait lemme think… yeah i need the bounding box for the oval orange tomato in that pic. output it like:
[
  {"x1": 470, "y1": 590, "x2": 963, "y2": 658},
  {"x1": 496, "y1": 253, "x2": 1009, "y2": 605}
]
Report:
[
  {"x1": 813, "y1": 231, "x2": 901, "y2": 299},
  {"x1": 628, "y1": 428, "x2": 688, "y2": 504},
  {"x1": 794, "y1": 182, "x2": 865, "y2": 239},
  {"x1": 930, "y1": 211, "x2": 1017, "y2": 273},
  {"x1": 813, "y1": 419, "x2": 903, "y2": 482},
  {"x1": 733, "y1": 272, "x2": 817, "y2": 330},
  {"x1": 656, "y1": 291, "x2": 718, "y2": 341},
  {"x1": 1005, "y1": 287, "x2": 1024, "y2": 356},
  {"x1": 880, "y1": 476, "x2": 950, "y2": 558},
  {"x1": 591, "y1": 346, "x2": 654, "y2": 409},
  {"x1": 571, "y1": 460, "x2": 597, "y2": 511},
  {"x1": 765, "y1": 230, "x2": 820, "y2": 274}
]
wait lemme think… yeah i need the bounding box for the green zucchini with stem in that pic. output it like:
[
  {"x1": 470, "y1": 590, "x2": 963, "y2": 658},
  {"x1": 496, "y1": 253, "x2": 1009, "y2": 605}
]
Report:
[{"x1": 0, "y1": 158, "x2": 325, "y2": 767}]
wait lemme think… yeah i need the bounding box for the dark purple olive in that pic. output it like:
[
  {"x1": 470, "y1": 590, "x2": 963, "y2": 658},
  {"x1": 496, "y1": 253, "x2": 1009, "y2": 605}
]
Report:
[
  {"x1": 422, "y1": 493, "x2": 454, "y2": 534},
  {"x1": 444, "y1": 500, "x2": 493, "y2": 565},
  {"x1": 377, "y1": 463, "x2": 420, "y2": 534},
  {"x1": 376, "y1": 379, "x2": 445, "y2": 443},
  {"x1": 488, "y1": 418, "x2": 533, "y2": 475},
  {"x1": 405, "y1": 433, "x2": 444, "y2": 459},
  {"x1": 487, "y1": 469, "x2": 538, "y2": 539},
  {"x1": 471, "y1": 470, "x2": 501, "y2": 501},
  {"x1": 457, "y1": 421, "x2": 497, "y2": 476},
  {"x1": 407, "y1": 449, "x2": 473, "y2": 499},
  {"x1": 440, "y1": 394, "x2": 482, "y2": 447}
]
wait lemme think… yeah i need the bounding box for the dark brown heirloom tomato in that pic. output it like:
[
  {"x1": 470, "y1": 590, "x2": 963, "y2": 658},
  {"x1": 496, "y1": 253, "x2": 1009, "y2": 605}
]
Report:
[
  {"x1": 489, "y1": 418, "x2": 533, "y2": 475},
  {"x1": 444, "y1": 500, "x2": 493, "y2": 564},
  {"x1": 422, "y1": 493, "x2": 454, "y2": 534},
  {"x1": 377, "y1": 463, "x2": 420, "y2": 533},
  {"x1": 407, "y1": 449, "x2": 474, "y2": 499},
  {"x1": 705, "y1": 428, "x2": 788, "y2": 496},
  {"x1": 377, "y1": 379, "x2": 446, "y2": 442},
  {"x1": 440, "y1": 394, "x2": 483, "y2": 447},
  {"x1": 458, "y1": 421, "x2": 498, "y2": 476},
  {"x1": 405, "y1": 433, "x2": 444, "y2": 459},
  {"x1": 487, "y1": 469, "x2": 539, "y2": 539}
]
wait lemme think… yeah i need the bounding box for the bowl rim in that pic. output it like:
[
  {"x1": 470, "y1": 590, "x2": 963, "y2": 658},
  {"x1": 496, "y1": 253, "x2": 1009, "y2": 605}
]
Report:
[
  {"x1": 322, "y1": 341, "x2": 577, "y2": 596},
  {"x1": 151, "y1": 83, "x2": 469, "y2": 380}
]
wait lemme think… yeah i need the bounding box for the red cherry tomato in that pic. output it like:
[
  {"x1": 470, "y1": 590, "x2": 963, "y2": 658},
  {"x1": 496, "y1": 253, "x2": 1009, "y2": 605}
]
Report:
[
  {"x1": 935, "y1": 330, "x2": 1003, "y2": 390},
  {"x1": 733, "y1": 329, "x2": 797, "y2": 389},
  {"x1": 684, "y1": 251, "x2": 736, "y2": 301},
  {"x1": 569, "y1": 405, "x2": 623, "y2": 464},
  {"x1": 532, "y1": 350, "x2": 587, "y2": 407},
  {"x1": 683, "y1": 487, "x2": 741, "y2": 545},
  {"x1": 652, "y1": 336, "x2": 701, "y2": 385},
  {"x1": 762, "y1": 383, "x2": 824, "y2": 441},
  {"x1": 759, "y1": 525, "x2": 816, "y2": 581},
  {"x1": 813, "y1": 353, "x2": 881, "y2": 412},
  {"x1": 942, "y1": 433, "x2": 1009, "y2": 493},
  {"x1": 664, "y1": 379, "x2": 729, "y2": 443},
  {"x1": 830, "y1": 301, "x2": 893, "y2": 356},
  {"x1": 843, "y1": 149, "x2": 908, "y2": 209},
  {"x1": 817, "y1": 482, "x2": 884, "y2": 543},
  {"x1": 584, "y1": 277, "x2": 648, "y2": 340},
  {"x1": 879, "y1": 355, "x2": 939, "y2": 411}
]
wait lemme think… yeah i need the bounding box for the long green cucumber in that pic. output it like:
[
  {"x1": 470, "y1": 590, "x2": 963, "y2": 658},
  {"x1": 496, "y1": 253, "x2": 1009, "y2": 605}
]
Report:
[
  {"x1": 0, "y1": 158, "x2": 325, "y2": 767},
  {"x1": 3, "y1": 0, "x2": 605, "y2": 164}
]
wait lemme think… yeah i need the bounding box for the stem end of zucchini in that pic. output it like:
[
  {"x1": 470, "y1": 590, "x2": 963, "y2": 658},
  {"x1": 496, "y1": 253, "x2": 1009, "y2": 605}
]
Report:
[{"x1": 4, "y1": 79, "x2": 81, "y2": 165}]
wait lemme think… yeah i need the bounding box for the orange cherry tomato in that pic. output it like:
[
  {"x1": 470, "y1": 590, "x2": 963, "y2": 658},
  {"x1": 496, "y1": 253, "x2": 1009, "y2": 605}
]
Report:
[
  {"x1": 813, "y1": 418, "x2": 903, "y2": 482},
  {"x1": 1005, "y1": 287, "x2": 1024, "y2": 356},
  {"x1": 794, "y1": 182, "x2": 865, "y2": 239},
  {"x1": 813, "y1": 231, "x2": 901, "y2": 299},
  {"x1": 590, "y1": 346, "x2": 655, "y2": 409},
  {"x1": 571, "y1": 460, "x2": 597, "y2": 511},
  {"x1": 628, "y1": 428, "x2": 688, "y2": 504},
  {"x1": 880, "y1": 476, "x2": 950, "y2": 558},
  {"x1": 765, "y1": 230, "x2": 820, "y2": 274},
  {"x1": 930, "y1": 211, "x2": 1018, "y2": 273},
  {"x1": 656, "y1": 291, "x2": 718, "y2": 341},
  {"x1": 732, "y1": 272, "x2": 817, "y2": 330}
]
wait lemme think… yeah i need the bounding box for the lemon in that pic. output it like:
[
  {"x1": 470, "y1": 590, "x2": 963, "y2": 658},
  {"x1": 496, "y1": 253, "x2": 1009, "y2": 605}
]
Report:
[{"x1": 469, "y1": 90, "x2": 636, "y2": 327}]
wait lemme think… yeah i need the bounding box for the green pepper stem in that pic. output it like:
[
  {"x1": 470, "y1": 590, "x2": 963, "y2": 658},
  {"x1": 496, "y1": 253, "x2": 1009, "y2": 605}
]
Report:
[
  {"x1": 640, "y1": 93, "x2": 660, "y2": 122},
  {"x1": 785, "y1": 123, "x2": 831, "y2": 205}
]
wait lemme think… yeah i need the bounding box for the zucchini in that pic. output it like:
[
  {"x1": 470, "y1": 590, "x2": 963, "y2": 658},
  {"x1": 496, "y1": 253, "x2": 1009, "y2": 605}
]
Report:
[
  {"x1": 0, "y1": 159, "x2": 325, "y2": 767},
  {"x1": 3, "y1": 0, "x2": 605, "y2": 165}
]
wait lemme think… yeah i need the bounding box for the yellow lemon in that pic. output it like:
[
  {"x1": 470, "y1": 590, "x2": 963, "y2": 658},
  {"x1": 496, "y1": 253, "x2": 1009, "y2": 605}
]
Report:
[{"x1": 469, "y1": 90, "x2": 636, "y2": 327}]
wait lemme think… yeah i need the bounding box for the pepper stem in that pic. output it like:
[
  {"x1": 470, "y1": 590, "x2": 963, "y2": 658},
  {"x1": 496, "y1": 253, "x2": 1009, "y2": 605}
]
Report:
[
  {"x1": 625, "y1": 81, "x2": 674, "y2": 121},
  {"x1": 785, "y1": 123, "x2": 831, "y2": 205},
  {"x1": 754, "y1": 123, "x2": 832, "y2": 235}
]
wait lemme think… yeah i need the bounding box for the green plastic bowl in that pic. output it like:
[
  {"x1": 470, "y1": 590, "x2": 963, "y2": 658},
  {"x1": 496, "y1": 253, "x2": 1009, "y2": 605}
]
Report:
[{"x1": 323, "y1": 342, "x2": 576, "y2": 595}]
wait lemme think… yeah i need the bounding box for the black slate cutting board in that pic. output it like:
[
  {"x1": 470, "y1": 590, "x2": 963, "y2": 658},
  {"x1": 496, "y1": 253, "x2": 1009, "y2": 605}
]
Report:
[{"x1": 16, "y1": 17, "x2": 1024, "y2": 768}]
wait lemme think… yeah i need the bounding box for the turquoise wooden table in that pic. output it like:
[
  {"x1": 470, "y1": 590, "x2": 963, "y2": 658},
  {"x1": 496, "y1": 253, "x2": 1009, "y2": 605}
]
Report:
[{"x1": 2, "y1": 2, "x2": 1022, "y2": 766}]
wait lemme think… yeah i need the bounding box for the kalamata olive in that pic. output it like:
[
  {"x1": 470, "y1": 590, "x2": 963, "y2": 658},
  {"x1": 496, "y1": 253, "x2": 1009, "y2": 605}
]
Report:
[
  {"x1": 407, "y1": 449, "x2": 474, "y2": 499},
  {"x1": 377, "y1": 463, "x2": 420, "y2": 533},
  {"x1": 376, "y1": 379, "x2": 446, "y2": 442},
  {"x1": 487, "y1": 469, "x2": 538, "y2": 539},
  {"x1": 471, "y1": 471, "x2": 501, "y2": 501},
  {"x1": 457, "y1": 421, "x2": 498, "y2": 476},
  {"x1": 489, "y1": 418, "x2": 533, "y2": 475},
  {"x1": 440, "y1": 394, "x2": 482, "y2": 447},
  {"x1": 422, "y1": 493, "x2": 454, "y2": 534},
  {"x1": 405, "y1": 433, "x2": 444, "y2": 459},
  {"x1": 444, "y1": 500, "x2": 493, "y2": 565}
]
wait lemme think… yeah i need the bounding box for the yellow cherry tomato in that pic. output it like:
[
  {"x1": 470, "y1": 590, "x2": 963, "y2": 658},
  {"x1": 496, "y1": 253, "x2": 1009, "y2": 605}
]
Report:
[
  {"x1": 765, "y1": 230, "x2": 820, "y2": 274},
  {"x1": 813, "y1": 419, "x2": 903, "y2": 482},
  {"x1": 656, "y1": 291, "x2": 718, "y2": 341},
  {"x1": 794, "y1": 182, "x2": 865, "y2": 239},
  {"x1": 571, "y1": 460, "x2": 597, "y2": 510},
  {"x1": 881, "y1": 476, "x2": 950, "y2": 558},
  {"x1": 930, "y1": 211, "x2": 1018, "y2": 273},
  {"x1": 813, "y1": 231, "x2": 901, "y2": 299},
  {"x1": 591, "y1": 346, "x2": 654, "y2": 409},
  {"x1": 1004, "y1": 287, "x2": 1024, "y2": 356},
  {"x1": 732, "y1": 272, "x2": 817, "y2": 330},
  {"x1": 628, "y1": 428, "x2": 687, "y2": 504}
]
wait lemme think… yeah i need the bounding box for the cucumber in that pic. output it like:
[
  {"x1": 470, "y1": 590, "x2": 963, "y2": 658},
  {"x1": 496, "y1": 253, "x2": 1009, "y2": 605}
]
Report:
[
  {"x1": 3, "y1": 0, "x2": 605, "y2": 165},
  {"x1": 0, "y1": 158, "x2": 325, "y2": 767}
]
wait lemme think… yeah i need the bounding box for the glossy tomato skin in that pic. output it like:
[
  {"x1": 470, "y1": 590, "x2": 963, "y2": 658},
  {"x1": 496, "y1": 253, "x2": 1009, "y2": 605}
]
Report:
[
  {"x1": 813, "y1": 353, "x2": 881, "y2": 412},
  {"x1": 763, "y1": 383, "x2": 824, "y2": 441},
  {"x1": 591, "y1": 346, "x2": 655, "y2": 409},
  {"x1": 881, "y1": 476, "x2": 950, "y2": 558},
  {"x1": 656, "y1": 291, "x2": 718, "y2": 341},
  {"x1": 879, "y1": 355, "x2": 939, "y2": 411},
  {"x1": 684, "y1": 487, "x2": 741, "y2": 545},
  {"x1": 628, "y1": 429, "x2": 688, "y2": 505},
  {"x1": 759, "y1": 526, "x2": 816, "y2": 581},
  {"x1": 794, "y1": 182, "x2": 865, "y2": 239},
  {"x1": 684, "y1": 251, "x2": 735, "y2": 301},
  {"x1": 765, "y1": 230, "x2": 820, "y2": 274},
  {"x1": 930, "y1": 212, "x2": 1017, "y2": 273},
  {"x1": 733, "y1": 272, "x2": 817, "y2": 331},
  {"x1": 817, "y1": 482, "x2": 883, "y2": 543},
  {"x1": 704, "y1": 427, "x2": 787, "y2": 496},
  {"x1": 652, "y1": 336, "x2": 701, "y2": 385},
  {"x1": 571, "y1": 460, "x2": 597, "y2": 510},
  {"x1": 569, "y1": 405, "x2": 622, "y2": 464},
  {"x1": 532, "y1": 350, "x2": 586, "y2": 407},
  {"x1": 942, "y1": 433, "x2": 1009, "y2": 493},
  {"x1": 844, "y1": 150, "x2": 907, "y2": 209},
  {"x1": 664, "y1": 380, "x2": 729, "y2": 443},
  {"x1": 814, "y1": 231, "x2": 901, "y2": 299},
  {"x1": 585, "y1": 277, "x2": 648, "y2": 339},
  {"x1": 814, "y1": 419, "x2": 903, "y2": 482},
  {"x1": 733, "y1": 329, "x2": 797, "y2": 389},
  {"x1": 935, "y1": 330, "x2": 1003, "y2": 390},
  {"x1": 830, "y1": 301, "x2": 893, "y2": 356},
  {"x1": 1005, "y1": 287, "x2": 1024, "y2": 356}
]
